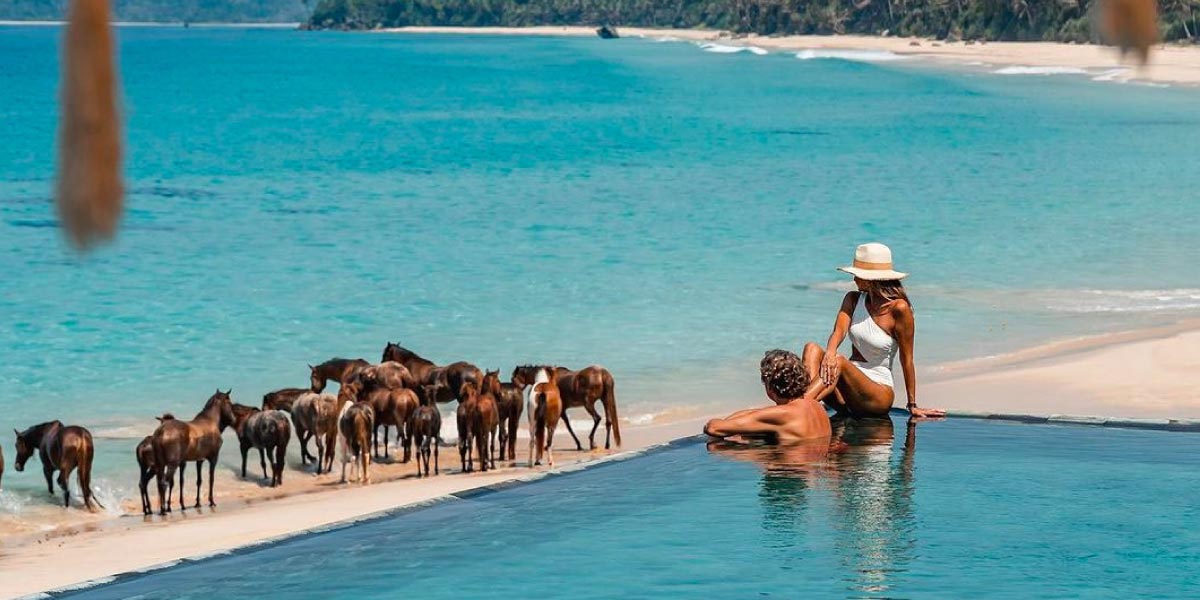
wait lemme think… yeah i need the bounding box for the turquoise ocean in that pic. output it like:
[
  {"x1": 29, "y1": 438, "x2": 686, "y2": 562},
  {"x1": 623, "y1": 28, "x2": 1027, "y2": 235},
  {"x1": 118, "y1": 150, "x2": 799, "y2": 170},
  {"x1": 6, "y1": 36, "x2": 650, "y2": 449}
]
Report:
[{"x1": 1, "y1": 26, "x2": 1198, "y2": 517}]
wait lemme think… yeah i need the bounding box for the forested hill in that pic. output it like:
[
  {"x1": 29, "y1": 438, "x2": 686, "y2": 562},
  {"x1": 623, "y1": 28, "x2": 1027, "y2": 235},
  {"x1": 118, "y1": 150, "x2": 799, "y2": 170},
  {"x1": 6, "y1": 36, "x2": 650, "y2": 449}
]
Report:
[
  {"x1": 0, "y1": 0, "x2": 309, "y2": 22},
  {"x1": 305, "y1": 0, "x2": 1199, "y2": 43}
]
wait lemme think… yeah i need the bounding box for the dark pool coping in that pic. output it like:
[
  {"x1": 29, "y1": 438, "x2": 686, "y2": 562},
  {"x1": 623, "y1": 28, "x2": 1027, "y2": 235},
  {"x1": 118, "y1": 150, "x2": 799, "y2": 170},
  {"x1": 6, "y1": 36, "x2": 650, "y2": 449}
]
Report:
[{"x1": 23, "y1": 412, "x2": 1200, "y2": 598}]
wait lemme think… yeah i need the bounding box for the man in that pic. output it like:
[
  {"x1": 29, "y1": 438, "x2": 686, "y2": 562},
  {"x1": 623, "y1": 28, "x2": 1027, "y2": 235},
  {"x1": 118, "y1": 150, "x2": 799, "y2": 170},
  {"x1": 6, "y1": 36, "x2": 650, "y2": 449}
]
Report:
[{"x1": 704, "y1": 349, "x2": 832, "y2": 444}]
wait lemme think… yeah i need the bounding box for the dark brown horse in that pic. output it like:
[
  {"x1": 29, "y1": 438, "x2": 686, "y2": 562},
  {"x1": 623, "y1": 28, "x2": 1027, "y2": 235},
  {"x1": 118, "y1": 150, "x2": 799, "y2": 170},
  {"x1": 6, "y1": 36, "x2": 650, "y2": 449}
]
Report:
[
  {"x1": 409, "y1": 385, "x2": 442, "y2": 477},
  {"x1": 359, "y1": 384, "x2": 418, "y2": 462},
  {"x1": 381, "y1": 342, "x2": 481, "y2": 403},
  {"x1": 455, "y1": 384, "x2": 479, "y2": 473},
  {"x1": 232, "y1": 404, "x2": 292, "y2": 487},
  {"x1": 309, "y1": 358, "x2": 370, "y2": 393},
  {"x1": 554, "y1": 366, "x2": 622, "y2": 451},
  {"x1": 14, "y1": 420, "x2": 101, "y2": 510},
  {"x1": 151, "y1": 389, "x2": 236, "y2": 515},
  {"x1": 262, "y1": 387, "x2": 310, "y2": 412},
  {"x1": 136, "y1": 414, "x2": 174, "y2": 515},
  {"x1": 338, "y1": 401, "x2": 374, "y2": 484},
  {"x1": 356, "y1": 361, "x2": 417, "y2": 392},
  {"x1": 484, "y1": 370, "x2": 523, "y2": 462}
]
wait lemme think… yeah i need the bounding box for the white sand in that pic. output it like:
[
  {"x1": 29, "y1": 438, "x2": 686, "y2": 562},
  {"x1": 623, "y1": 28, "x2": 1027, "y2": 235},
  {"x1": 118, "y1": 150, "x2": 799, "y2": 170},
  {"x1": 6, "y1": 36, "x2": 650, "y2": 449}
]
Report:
[{"x1": 382, "y1": 26, "x2": 1200, "y2": 85}]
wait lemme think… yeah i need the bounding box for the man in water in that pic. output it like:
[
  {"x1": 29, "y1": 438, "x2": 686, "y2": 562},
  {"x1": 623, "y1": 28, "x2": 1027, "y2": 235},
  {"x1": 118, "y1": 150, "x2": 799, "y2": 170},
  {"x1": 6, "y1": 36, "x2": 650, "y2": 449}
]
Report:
[{"x1": 704, "y1": 349, "x2": 832, "y2": 444}]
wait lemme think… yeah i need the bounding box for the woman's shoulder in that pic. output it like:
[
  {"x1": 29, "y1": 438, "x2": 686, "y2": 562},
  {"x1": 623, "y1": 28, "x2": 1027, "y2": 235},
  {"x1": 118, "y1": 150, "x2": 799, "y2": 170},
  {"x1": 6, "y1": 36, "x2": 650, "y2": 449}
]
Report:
[{"x1": 887, "y1": 298, "x2": 913, "y2": 317}]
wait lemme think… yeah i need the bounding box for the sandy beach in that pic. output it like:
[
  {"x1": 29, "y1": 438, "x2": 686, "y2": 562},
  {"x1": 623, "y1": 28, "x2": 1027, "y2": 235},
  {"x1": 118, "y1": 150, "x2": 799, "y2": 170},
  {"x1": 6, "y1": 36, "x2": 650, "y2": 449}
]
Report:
[
  {"x1": 4, "y1": 318, "x2": 1200, "y2": 597},
  {"x1": 384, "y1": 26, "x2": 1200, "y2": 85}
]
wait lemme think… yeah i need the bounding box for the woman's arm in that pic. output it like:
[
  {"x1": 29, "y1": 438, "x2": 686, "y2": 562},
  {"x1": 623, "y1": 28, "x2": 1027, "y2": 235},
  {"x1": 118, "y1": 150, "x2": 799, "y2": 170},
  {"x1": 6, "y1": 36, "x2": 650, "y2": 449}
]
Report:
[
  {"x1": 892, "y1": 300, "x2": 945, "y2": 418},
  {"x1": 820, "y1": 293, "x2": 858, "y2": 385}
]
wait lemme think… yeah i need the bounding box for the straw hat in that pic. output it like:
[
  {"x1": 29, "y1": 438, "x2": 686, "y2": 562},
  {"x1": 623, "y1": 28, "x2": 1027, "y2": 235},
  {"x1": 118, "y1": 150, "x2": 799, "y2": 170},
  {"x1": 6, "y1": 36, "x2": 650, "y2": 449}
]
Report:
[{"x1": 837, "y1": 242, "x2": 908, "y2": 281}]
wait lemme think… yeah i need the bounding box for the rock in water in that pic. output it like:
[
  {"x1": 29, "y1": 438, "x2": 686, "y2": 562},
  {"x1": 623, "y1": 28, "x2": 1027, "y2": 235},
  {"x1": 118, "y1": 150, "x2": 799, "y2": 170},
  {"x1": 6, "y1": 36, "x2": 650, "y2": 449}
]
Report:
[{"x1": 596, "y1": 25, "x2": 619, "y2": 39}]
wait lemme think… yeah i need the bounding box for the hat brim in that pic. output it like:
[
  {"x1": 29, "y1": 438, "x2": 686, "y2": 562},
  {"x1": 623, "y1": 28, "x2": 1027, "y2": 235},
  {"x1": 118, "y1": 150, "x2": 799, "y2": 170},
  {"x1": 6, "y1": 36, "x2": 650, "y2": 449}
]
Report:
[{"x1": 837, "y1": 266, "x2": 908, "y2": 281}]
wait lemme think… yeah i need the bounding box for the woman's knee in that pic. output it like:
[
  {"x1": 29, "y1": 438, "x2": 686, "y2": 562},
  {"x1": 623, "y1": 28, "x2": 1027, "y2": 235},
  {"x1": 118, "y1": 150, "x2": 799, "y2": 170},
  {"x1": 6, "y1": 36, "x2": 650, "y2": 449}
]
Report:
[{"x1": 802, "y1": 342, "x2": 823, "y2": 360}]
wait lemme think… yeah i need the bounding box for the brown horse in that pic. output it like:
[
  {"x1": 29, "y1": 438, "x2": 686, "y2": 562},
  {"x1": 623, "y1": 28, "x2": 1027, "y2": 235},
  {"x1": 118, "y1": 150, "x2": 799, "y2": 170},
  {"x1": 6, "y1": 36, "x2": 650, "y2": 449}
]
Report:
[
  {"x1": 484, "y1": 370, "x2": 523, "y2": 462},
  {"x1": 262, "y1": 387, "x2": 310, "y2": 412},
  {"x1": 468, "y1": 382, "x2": 499, "y2": 472},
  {"x1": 232, "y1": 404, "x2": 292, "y2": 487},
  {"x1": 291, "y1": 391, "x2": 338, "y2": 472},
  {"x1": 409, "y1": 385, "x2": 442, "y2": 477},
  {"x1": 455, "y1": 384, "x2": 479, "y2": 473},
  {"x1": 309, "y1": 358, "x2": 370, "y2": 393},
  {"x1": 338, "y1": 401, "x2": 374, "y2": 484},
  {"x1": 553, "y1": 366, "x2": 622, "y2": 451},
  {"x1": 14, "y1": 420, "x2": 101, "y2": 510},
  {"x1": 359, "y1": 384, "x2": 418, "y2": 462},
  {"x1": 151, "y1": 389, "x2": 236, "y2": 515},
  {"x1": 380, "y1": 342, "x2": 481, "y2": 403},
  {"x1": 136, "y1": 413, "x2": 175, "y2": 515},
  {"x1": 356, "y1": 361, "x2": 418, "y2": 391},
  {"x1": 518, "y1": 367, "x2": 562, "y2": 467}
]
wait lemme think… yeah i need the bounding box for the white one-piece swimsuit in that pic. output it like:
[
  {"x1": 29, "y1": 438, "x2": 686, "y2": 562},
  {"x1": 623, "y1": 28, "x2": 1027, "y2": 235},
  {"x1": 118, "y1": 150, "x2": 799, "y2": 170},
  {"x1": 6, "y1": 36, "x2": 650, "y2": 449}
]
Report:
[{"x1": 847, "y1": 293, "x2": 896, "y2": 388}]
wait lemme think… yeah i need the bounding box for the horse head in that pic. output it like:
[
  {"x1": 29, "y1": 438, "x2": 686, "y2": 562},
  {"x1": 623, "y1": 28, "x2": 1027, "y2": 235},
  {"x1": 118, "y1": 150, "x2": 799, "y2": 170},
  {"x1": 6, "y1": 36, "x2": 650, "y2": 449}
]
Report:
[
  {"x1": 207, "y1": 389, "x2": 237, "y2": 432},
  {"x1": 309, "y1": 365, "x2": 324, "y2": 393},
  {"x1": 482, "y1": 370, "x2": 502, "y2": 396},
  {"x1": 231, "y1": 403, "x2": 258, "y2": 430},
  {"x1": 458, "y1": 380, "x2": 479, "y2": 402},
  {"x1": 12, "y1": 428, "x2": 33, "y2": 472}
]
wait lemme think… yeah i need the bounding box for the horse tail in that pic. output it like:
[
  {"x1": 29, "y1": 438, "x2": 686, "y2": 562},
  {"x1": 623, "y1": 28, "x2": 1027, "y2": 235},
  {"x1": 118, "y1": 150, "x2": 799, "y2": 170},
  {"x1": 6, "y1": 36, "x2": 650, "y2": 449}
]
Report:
[
  {"x1": 603, "y1": 372, "x2": 621, "y2": 447},
  {"x1": 80, "y1": 435, "x2": 103, "y2": 510},
  {"x1": 535, "y1": 391, "x2": 547, "y2": 453}
]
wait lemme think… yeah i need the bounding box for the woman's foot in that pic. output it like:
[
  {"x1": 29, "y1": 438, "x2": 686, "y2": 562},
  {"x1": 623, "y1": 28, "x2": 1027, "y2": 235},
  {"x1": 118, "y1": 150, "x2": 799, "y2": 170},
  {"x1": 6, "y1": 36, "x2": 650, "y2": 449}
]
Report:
[{"x1": 908, "y1": 406, "x2": 946, "y2": 419}]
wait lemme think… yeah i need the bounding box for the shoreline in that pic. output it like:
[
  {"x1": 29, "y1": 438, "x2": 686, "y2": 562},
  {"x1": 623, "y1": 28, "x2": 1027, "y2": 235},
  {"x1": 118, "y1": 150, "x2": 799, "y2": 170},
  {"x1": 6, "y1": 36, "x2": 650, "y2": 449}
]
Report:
[
  {"x1": 379, "y1": 26, "x2": 1200, "y2": 86},
  {"x1": 4, "y1": 318, "x2": 1200, "y2": 597}
]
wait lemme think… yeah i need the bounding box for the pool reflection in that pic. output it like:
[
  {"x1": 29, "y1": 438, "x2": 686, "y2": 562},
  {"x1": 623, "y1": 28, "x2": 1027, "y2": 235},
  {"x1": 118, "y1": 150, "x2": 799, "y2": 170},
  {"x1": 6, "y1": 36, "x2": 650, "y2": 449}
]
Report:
[{"x1": 707, "y1": 417, "x2": 921, "y2": 599}]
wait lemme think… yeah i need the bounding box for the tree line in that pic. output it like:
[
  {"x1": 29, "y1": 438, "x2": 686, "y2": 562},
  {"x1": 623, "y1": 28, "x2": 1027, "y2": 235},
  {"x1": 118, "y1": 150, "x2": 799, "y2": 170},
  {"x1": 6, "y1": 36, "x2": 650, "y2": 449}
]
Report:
[
  {"x1": 305, "y1": 0, "x2": 1199, "y2": 43},
  {"x1": 0, "y1": 0, "x2": 309, "y2": 22}
]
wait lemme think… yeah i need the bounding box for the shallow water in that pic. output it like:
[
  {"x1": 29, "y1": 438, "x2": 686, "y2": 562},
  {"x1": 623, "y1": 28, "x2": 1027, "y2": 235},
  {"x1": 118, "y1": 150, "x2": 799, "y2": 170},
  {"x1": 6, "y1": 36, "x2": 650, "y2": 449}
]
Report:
[
  {"x1": 60, "y1": 419, "x2": 1200, "y2": 598},
  {"x1": 2, "y1": 26, "x2": 1199, "y2": 516}
]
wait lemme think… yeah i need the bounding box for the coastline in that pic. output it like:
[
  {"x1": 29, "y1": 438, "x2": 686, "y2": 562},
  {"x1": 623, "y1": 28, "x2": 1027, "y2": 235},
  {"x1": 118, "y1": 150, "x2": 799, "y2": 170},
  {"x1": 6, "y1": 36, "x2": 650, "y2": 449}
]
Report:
[
  {"x1": 5, "y1": 317, "x2": 1200, "y2": 597},
  {"x1": 380, "y1": 26, "x2": 1200, "y2": 86}
]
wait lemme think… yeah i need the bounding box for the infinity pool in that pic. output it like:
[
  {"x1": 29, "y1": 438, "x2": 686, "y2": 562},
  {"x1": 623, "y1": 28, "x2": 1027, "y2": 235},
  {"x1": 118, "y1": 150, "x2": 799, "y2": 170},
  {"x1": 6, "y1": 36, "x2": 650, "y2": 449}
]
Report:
[{"x1": 59, "y1": 418, "x2": 1200, "y2": 598}]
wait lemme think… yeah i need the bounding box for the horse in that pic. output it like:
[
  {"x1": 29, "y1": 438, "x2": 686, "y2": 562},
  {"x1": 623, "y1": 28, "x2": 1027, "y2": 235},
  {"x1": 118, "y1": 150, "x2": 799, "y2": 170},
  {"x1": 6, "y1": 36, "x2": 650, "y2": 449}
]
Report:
[
  {"x1": 522, "y1": 368, "x2": 562, "y2": 467},
  {"x1": 380, "y1": 342, "x2": 481, "y2": 403},
  {"x1": 308, "y1": 357, "x2": 370, "y2": 393},
  {"x1": 151, "y1": 389, "x2": 236, "y2": 515},
  {"x1": 465, "y1": 381, "x2": 499, "y2": 472},
  {"x1": 484, "y1": 370, "x2": 523, "y2": 462},
  {"x1": 291, "y1": 391, "x2": 338, "y2": 472},
  {"x1": 262, "y1": 387, "x2": 310, "y2": 412},
  {"x1": 232, "y1": 404, "x2": 292, "y2": 487},
  {"x1": 356, "y1": 361, "x2": 417, "y2": 392},
  {"x1": 337, "y1": 400, "x2": 374, "y2": 484},
  {"x1": 358, "y1": 383, "x2": 418, "y2": 462},
  {"x1": 13, "y1": 420, "x2": 101, "y2": 511},
  {"x1": 553, "y1": 366, "x2": 622, "y2": 451},
  {"x1": 455, "y1": 384, "x2": 479, "y2": 473},
  {"x1": 409, "y1": 385, "x2": 442, "y2": 477},
  {"x1": 136, "y1": 414, "x2": 174, "y2": 515}
]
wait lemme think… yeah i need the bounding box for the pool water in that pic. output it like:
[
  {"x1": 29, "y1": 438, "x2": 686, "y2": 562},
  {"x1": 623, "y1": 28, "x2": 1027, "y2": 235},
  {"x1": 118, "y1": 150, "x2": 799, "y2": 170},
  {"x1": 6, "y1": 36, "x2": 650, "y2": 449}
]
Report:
[{"x1": 60, "y1": 418, "x2": 1200, "y2": 598}]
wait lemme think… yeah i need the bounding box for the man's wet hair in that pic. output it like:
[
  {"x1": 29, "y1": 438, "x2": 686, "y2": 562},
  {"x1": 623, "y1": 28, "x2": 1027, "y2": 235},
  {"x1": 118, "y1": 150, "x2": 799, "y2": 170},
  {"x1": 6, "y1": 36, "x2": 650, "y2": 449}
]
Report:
[{"x1": 759, "y1": 349, "x2": 810, "y2": 399}]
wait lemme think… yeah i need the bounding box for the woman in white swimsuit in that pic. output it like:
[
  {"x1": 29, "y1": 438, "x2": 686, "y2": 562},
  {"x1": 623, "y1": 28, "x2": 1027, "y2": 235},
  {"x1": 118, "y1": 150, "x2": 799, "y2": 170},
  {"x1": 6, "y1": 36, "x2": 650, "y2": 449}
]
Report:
[{"x1": 800, "y1": 243, "x2": 945, "y2": 419}]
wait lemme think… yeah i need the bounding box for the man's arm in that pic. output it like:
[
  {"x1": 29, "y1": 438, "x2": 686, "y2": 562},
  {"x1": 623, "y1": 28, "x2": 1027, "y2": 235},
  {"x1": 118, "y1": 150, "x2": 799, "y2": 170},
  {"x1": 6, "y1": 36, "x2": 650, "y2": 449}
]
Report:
[{"x1": 704, "y1": 405, "x2": 790, "y2": 439}]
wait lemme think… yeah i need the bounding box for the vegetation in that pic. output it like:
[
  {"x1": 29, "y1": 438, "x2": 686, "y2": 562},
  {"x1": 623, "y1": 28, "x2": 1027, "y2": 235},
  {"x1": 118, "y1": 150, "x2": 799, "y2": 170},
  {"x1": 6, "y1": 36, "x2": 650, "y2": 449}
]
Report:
[
  {"x1": 306, "y1": 0, "x2": 1199, "y2": 43},
  {"x1": 0, "y1": 0, "x2": 309, "y2": 22}
]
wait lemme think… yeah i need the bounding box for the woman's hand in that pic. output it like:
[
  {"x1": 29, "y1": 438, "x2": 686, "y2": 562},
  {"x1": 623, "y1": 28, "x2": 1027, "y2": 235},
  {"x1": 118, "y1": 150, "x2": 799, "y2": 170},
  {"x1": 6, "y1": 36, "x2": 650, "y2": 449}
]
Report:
[
  {"x1": 819, "y1": 352, "x2": 840, "y2": 385},
  {"x1": 908, "y1": 406, "x2": 946, "y2": 419}
]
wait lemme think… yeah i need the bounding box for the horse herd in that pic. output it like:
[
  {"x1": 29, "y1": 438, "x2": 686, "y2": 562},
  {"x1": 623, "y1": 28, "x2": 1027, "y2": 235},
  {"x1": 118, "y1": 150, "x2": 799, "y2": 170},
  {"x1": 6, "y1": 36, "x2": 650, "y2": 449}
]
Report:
[{"x1": 2, "y1": 342, "x2": 621, "y2": 517}]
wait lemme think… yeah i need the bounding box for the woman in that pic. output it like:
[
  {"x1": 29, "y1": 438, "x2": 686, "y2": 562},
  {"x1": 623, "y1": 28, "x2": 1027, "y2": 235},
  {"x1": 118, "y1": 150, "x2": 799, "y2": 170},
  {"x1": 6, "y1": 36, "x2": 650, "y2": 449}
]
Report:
[{"x1": 800, "y1": 243, "x2": 944, "y2": 419}]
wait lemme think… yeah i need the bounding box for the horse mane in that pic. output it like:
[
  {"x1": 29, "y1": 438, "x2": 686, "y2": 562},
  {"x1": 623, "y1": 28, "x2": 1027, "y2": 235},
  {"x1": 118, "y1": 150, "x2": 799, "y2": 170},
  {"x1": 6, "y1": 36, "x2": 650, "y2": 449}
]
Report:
[
  {"x1": 17, "y1": 420, "x2": 62, "y2": 441},
  {"x1": 384, "y1": 342, "x2": 431, "y2": 364}
]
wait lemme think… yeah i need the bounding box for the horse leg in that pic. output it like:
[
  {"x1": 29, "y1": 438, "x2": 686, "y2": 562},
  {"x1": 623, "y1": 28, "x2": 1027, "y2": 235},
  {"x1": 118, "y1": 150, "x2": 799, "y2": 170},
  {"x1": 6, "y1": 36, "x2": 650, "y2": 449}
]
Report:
[
  {"x1": 560, "y1": 410, "x2": 583, "y2": 451},
  {"x1": 508, "y1": 418, "x2": 519, "y2": 461},
  {"x1": 177, "y1": 463, "x2": 187, "y2": 511},
  {"x1": 362, "y1": 446, "x2": 371, "y2": 484},
  {"x1": 259, "y1": 447, "x2": 268, "y2": 481},
  {"x1": 157, "y1": 464, "x2": 171, "y2": 515},
  {"x1": 298, "y1": 429, "x2": 310, "y2": 465},
  {"x1": 314, "y1": 434, "x2": 325, "y2": 475},
  {"x1": 240, "y1": 442, "x2": 249, "y2": 478},
  {"x1": 207, "y1": 458, "x2": 217, "y2": 507},
  {"x1": 80, "y1": 456, "x2": 99, "y2": 511},
  {"x1": 43, "y1": 463, "x2": 55, "y2": 495},
  {"x1": 194, "y1": 460, "x2": 203, "y2": 508},
  {"x1": 584, "y1": 402, "x2": 602, "y2": 451},
  {"x1": 57, "y1": 468, "x2": 71, "y2": 508}
]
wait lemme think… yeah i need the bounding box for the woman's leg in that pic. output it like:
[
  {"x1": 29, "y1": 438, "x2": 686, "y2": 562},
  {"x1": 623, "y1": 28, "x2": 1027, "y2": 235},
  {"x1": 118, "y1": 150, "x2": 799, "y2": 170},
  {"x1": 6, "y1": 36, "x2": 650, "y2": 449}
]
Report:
[{"x1": 800, "y1": 343, "x2": 893, "y2": 418}]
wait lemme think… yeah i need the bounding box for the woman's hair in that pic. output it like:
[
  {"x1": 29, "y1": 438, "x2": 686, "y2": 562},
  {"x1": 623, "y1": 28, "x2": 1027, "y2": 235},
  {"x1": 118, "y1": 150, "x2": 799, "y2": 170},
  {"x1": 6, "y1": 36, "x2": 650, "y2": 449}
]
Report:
[
  {"x1": 759, "y1": 349, "x2": 810, "y2": 399},
  {"x1": 861, "y1": 279, "x2": 912, "y2": 308}
]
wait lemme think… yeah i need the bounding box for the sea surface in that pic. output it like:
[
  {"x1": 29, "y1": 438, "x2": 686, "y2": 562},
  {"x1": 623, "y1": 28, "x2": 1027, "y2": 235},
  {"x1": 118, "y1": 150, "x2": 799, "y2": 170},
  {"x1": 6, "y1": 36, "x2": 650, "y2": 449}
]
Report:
[
  {"x1": 61, "y1": 418, "x2": 1200, "y2": 598},
  {"x1": 1, "y1": 26, "x2": 1199, "y2": 515}
]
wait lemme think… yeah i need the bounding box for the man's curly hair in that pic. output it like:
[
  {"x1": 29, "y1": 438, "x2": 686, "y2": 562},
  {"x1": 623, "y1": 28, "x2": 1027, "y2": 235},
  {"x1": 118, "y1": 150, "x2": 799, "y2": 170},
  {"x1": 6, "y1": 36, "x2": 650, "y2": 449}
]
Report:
[{"x1": 760, "y1": 349, "x2": 810, "y2": 399}]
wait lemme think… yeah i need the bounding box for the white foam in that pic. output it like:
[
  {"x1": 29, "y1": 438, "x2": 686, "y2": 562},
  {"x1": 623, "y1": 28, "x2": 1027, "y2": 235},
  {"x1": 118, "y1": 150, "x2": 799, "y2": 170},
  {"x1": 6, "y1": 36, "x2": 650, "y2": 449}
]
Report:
[
  {"x1": 795, "y1": 49, "x2": 908, "y2": 62},
  {"x1": 993, "y1": 65, "x2": 1088, "y2": 76},
  {"x1": 699, "y1": 43, "x2": 768, "y2": 55},
  {"x1": 653, "y1": 36, "x2": 684, "y2": 43},
  {"x1": 1046, "y1": 288, "x2": 1200, "y2": 313},
  {"x1": 1091, "y1": 68, "x2": 1132, "y2": 82}
]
